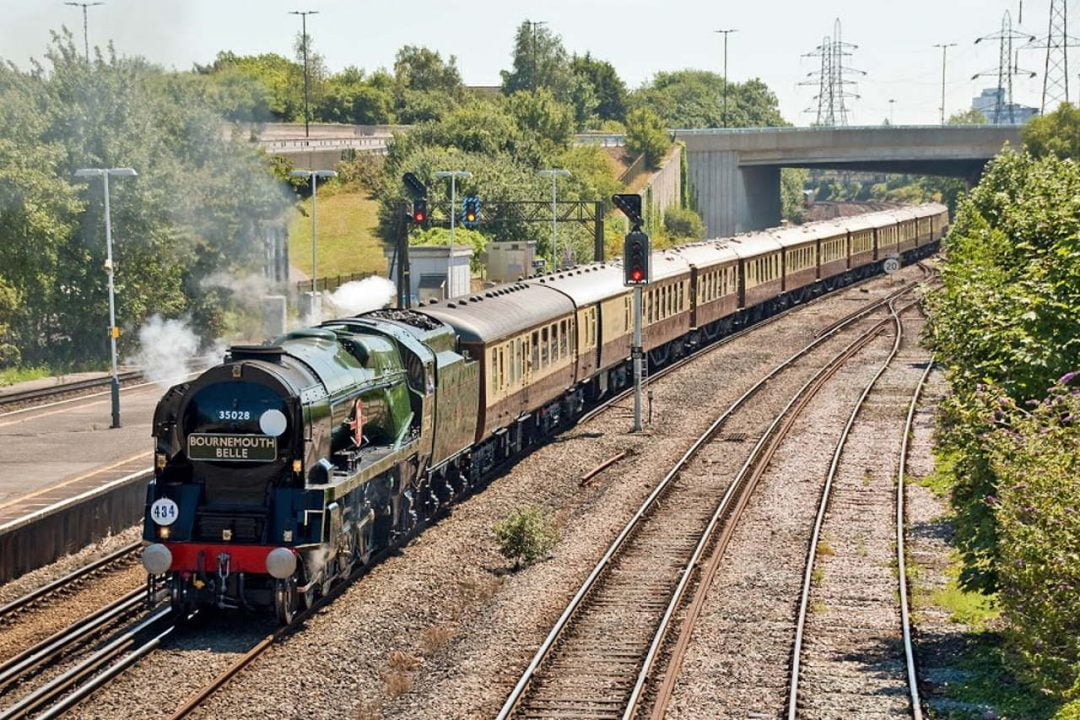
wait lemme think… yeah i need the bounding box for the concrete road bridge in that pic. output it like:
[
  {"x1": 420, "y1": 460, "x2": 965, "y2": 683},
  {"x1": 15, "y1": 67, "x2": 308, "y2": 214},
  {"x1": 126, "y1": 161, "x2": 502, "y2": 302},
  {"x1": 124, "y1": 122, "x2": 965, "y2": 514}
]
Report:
[{"x1": 675, "y1": 125, "x2": 1022, "y2": 237}]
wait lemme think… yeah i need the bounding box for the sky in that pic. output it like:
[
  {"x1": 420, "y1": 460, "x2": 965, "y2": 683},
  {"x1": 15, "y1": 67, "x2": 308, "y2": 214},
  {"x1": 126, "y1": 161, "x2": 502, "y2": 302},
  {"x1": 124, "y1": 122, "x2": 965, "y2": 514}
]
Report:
[{"x1": 0, "y1": 0, "x2": 1068, "y2": 126}]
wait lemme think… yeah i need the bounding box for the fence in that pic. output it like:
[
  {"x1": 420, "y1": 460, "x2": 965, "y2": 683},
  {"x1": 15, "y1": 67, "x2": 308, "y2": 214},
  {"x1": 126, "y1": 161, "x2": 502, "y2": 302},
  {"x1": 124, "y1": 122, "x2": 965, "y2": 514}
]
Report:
[{"x1": 295, "y1": 271, "x2": 377, "y2": 295}]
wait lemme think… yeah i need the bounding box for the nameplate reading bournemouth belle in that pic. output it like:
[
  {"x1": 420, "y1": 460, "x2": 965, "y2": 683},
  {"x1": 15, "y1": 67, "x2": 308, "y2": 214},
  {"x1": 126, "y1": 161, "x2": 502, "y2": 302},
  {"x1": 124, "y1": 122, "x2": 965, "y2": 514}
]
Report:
[{"x1": 187, "y1": 433, "x2": 277, "y2": 462}]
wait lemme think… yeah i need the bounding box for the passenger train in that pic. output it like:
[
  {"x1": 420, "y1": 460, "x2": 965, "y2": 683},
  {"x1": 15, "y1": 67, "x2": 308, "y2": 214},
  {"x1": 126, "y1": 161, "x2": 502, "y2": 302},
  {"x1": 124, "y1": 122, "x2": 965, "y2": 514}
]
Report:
[{"x1": 141, "y1": 203, "x2": 948, "y2": 622}]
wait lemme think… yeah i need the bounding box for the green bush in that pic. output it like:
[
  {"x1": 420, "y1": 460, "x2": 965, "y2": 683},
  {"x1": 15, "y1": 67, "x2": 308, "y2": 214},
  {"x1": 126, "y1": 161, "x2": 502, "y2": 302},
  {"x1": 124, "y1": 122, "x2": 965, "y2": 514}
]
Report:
[
  {"x1": 927, "y1": 149, "x2": 1080, "y2": 593},
  {"x1": 663, "y1": 207, "x2": 705, "y2": 240},
  {"x1": 989, "y1": 374, "x2": 1080, "y2": 698},
  {"x1": 493, "y1": 507, "x2": 558, "y2": 570},
  {"x1": 624, "y1": 107, "x2": 671, "y2": 170}
]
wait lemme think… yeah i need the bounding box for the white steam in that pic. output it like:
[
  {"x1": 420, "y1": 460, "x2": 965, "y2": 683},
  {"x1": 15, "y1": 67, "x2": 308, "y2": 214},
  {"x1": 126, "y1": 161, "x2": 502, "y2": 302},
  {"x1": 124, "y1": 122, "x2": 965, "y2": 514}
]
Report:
[
  {"x1": 128, "y1": 315, "x2": 226, "y2": 388},
  {"x1": 324, "y1": 277, "x2": 395, "y2": 317}
]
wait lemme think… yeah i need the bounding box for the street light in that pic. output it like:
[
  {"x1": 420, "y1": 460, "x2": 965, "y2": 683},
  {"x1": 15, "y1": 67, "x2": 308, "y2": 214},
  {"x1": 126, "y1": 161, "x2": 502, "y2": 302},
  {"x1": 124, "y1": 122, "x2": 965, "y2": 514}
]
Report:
[
  {"x1": 537, "y1": 169, "x2": 571, "y2": 271},
  {"x1": 65, "y1": 2, "x2": 104, "y2": 61},
  {"x1": 291, "y1": 169, "x2": 338, "y2": 293},
  {"x1": 74, "y1": 166, "x2": 137, "y2": 429},
  {"x1": 288, "y1": 10, "x2": 319, "y2": 138},
  {"x1": 715, "y1": 29, "x2": 738, "y2": 127},
  {"x1": 433, "y1": 170, "x2": 472, "y2": 298}
]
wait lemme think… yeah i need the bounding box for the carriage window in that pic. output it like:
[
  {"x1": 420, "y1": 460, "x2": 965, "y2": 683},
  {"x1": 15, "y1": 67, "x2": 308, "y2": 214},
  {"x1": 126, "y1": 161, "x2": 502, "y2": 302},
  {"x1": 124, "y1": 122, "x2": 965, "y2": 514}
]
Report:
[
  {"x1": 531, "y1": 332, "x2": 539, "y2": 369},
  {"x1": 560, "y1": 320, "x2": 569, "y2": 357},
  {"x1": 540, "y1": 327, "x2": 549, "y2": 366}
]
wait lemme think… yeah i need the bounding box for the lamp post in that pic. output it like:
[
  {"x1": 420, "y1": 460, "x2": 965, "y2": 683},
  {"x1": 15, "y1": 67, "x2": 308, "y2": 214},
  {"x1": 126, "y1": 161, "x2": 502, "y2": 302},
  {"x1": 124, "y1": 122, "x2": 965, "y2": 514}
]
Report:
[
  {"x1": 889, "y1": 98, "x2": 896, "y2": 124},
  {"x1": 933, "y1": 43, "x2": 958, "y2": 125},
  {"x1": 74, "y1": 167, "x2": 137, "y2": 429},
  {"x1": 64, "y1": 2, "x2": 104, "y2": 61},
  {"x1": 291, "y1": 170, "x2": 338, "y2": 293},
  {"x1": 715, "y1": 28, "x2": 738, "y2": 127},
  {"x1": 433, "y1": 170, "x2": 472, "y2": 298},
  {"x1": 289, "y1": 10, "x2": 319, "y2": 138},
  {"x1": 537, "y1": 169, "x2": 571, "y2": 271}
]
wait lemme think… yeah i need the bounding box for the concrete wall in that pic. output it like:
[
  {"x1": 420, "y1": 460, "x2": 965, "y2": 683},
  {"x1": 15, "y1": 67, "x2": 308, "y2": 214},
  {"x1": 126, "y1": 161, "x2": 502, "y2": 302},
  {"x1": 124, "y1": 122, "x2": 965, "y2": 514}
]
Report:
[{"x1": 643, "y1": 145, "x2": 683, "y2": 221}]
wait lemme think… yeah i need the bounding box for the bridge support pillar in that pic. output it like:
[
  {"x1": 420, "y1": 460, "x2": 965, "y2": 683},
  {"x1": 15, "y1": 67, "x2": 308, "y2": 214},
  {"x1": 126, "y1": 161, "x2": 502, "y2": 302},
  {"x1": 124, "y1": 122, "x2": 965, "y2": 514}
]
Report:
[{"x1": 686, "y1": 150, "x2": 781, "y2": 237}]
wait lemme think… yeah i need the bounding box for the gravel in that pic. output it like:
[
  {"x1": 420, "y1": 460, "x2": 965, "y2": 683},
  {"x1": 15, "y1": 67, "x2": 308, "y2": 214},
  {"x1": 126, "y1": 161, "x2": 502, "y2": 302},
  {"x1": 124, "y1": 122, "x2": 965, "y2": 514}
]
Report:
[{"x1": 35, "y1": 267, "x2": 928, "y2": 720}]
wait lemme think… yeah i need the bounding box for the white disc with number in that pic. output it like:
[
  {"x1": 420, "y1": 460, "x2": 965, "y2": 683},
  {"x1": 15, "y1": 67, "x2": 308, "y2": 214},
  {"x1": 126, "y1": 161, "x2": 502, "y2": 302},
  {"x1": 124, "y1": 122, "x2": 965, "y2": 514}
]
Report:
[
  {"x1": 883, "y1": 257, "x2": 900, "y2": 275},
  {"x1": 150, "y1": 498, "x2": 179, "y2": 526}
]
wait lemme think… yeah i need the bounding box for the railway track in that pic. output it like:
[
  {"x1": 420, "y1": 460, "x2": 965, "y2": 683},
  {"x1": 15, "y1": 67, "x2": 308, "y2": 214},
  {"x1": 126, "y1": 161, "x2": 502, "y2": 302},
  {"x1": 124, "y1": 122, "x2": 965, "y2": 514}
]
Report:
[
  {"x1": 495, "y1": 287, "x2": 921, "y2": 719},
  {"x1": 0, "y1": 542, "x2": 141, "y2": 624},
  {"x1": 783, "y1": 305, "x2": 932, "y2": 719},
  {"x1": 0, "y1": 371, "x2": 143, "y2": 412},
  {"x1": 156, "y1": 271, "x2": 935, "y2": 720}
]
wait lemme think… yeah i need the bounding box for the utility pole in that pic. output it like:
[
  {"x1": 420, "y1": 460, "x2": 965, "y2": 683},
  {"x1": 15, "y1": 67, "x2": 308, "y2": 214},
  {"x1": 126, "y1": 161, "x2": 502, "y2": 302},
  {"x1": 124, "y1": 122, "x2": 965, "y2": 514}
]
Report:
[
  {"x1": 715, "y1": 29, "x2": 737, "y2": 127},
  {"x1": 933, "y1": 43, "x2": 958, "y2": 124},
  {"x1": 289, "y1": 10, "x2": 319, "y2": 138},
  {"x1": 434, "y1": 170, "x2": 472, "y2": 298},
  {"x1": 537, "y1": 169, "x2": 571, "y2": 271},
  {"x1": 1026, "y1": 0, "x2": 1078, "y2": 112},
  {"x1": 888, "y1": 98, "x2": 896, "y2": 124},
  {"x1": 527, "y1": 20, "x2": 547, "y2": 91},
  {"x1": 65, "y1": 2, "x2": 104, "y2": 61},
  {"x1": 73, "y1": 167, "x2": 138, "y2": 429},
  {"x1": 290, "y1": 170, "x2": 338, "y2": 293},
  {"x1": 974, "y1": 11, "x2": 1036, "y2": 123}
]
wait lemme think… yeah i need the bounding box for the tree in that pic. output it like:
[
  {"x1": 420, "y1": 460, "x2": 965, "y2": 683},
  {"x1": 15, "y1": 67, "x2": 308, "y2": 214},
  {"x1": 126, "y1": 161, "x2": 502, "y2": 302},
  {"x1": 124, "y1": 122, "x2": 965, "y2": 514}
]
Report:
[
  {"x1": 1022, "y1": 102, "x2": 1080, "y2": 160},
  {"x1": 632, "y1": 71, "x2": 787, "y2": 129},
  {"x1": 199, "y1": 51, "x2": 302, "y2": 121},
  {"x1": 393, "y1": 46, "x2": 463, "y2": 97},
  {"x1": 947, "y1": 108, "x2": 988, "y2": 125},
  {"x1": 625, "y1": 107, "x2": 672, "y2": 169},
  {"x1": 506, "y1": 89, "x2": 574, "y2": 158},
  {"x1": 781, "y1": 168, "x2": 809, "y2": 224},
  {"x1": 0, "y1": 32, "x2": 289, "y2": 369},
  {"x1": 293, "y1": 30, "x2": 328, "y2": 123},
  {"x1": 571, "y1": 53, "x2": 627, "y2": 122},
  {"x1": 500, "y1": 20, "x2": 574, "y2": 101}
]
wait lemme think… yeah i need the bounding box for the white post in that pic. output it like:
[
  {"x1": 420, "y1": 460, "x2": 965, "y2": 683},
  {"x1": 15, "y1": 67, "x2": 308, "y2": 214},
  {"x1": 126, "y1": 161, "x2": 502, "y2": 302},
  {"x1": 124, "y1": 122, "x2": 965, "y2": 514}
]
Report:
[
  {"x1": 632, "y1": 285, "x2": 643, "y2": 433},
  {"x1": 103, "y1": 172, "x2": 120, "y2": 429}
]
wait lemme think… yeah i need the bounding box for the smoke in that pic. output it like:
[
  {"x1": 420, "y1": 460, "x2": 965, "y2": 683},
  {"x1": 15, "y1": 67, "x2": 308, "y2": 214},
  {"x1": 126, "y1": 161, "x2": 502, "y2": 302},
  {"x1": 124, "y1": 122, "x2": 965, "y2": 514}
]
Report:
[
  {"x1": 324, "y1": 277, "x2": 395, "y2": 317},
  {"x1": 127, "y1": 315, "x2": 230, "y2": 388},
  {"x1": 200, "y1": 272, "x2": 276, "y2": 317}
]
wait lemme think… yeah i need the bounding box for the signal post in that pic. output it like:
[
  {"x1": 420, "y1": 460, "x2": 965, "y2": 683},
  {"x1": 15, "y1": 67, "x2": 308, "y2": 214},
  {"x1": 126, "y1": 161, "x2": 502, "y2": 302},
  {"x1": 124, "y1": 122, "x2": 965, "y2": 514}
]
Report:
[{"x1": 613, "y1": 194, "x2": 650, "y2": 433}]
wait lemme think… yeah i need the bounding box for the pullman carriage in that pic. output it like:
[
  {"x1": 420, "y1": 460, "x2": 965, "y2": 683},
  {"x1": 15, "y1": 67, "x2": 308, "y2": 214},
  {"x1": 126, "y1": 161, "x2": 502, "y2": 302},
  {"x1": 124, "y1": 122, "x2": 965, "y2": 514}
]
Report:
[
  {"x1": 673, "y1": 242, "x2": 740, "y2": 337},
  {"x1": 894, "y1": 207, "x2": 920, "y2": 254},
  {"x1": 529, "y1": 264, "x2": 630, "y2": 378},
  {"x1": 842, "y1": 213, "x2": 879, "y2": 272},
  {"x1": 635, "y1": 253, "x2": 692, "y2": 364},
  {"x1": 420, "y1": 284, "x2": 576, "y2": 441},
  {"x1": 729, "y1": 234, "x2": 783, "y2": 312},
  {"x1": 771, "y1": 225, "x2": 822, "y2": 300}
]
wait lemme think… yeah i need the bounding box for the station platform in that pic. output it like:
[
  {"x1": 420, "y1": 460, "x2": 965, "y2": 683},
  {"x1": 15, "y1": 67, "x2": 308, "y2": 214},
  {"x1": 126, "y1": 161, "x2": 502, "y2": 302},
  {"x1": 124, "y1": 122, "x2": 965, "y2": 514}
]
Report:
[
  {"x1": 0, "y1": 368, "x2": 129, "y2": 400},
  {"x1": 0, "y1": 379, "x2": 164, "y2": 581}
]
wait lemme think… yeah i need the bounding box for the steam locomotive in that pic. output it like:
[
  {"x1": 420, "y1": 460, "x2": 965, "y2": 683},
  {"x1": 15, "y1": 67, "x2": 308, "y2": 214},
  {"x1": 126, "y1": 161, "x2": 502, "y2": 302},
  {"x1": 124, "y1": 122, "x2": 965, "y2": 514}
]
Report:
[{"x1": 141, "y1": 204, "x2": 948, "y2": 622}]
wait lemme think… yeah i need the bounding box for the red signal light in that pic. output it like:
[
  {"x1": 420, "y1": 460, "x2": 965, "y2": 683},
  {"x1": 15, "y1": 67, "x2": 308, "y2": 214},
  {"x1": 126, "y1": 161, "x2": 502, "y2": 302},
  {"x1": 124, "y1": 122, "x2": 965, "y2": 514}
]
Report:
[
  {"x1": 413, "y1": 210, "x2": 426, "y2": 222},
  {"x1": 630, "y1": 269, "x2": 644, "y2": 282}
]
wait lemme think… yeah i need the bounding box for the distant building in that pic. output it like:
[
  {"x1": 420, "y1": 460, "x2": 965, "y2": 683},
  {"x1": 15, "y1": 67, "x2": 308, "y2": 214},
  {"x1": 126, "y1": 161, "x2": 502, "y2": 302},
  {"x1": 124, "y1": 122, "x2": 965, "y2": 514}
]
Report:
[{"x1": 972, "y1": 87, "x2": 1039, "y2": 124}]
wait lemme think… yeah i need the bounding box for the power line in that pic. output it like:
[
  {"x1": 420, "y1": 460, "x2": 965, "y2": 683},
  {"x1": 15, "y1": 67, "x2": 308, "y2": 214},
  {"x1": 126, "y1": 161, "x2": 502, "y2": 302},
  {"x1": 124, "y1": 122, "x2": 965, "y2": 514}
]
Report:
[{"x1": 973, "y1": 10, "x2": 1036, "y2": 123}]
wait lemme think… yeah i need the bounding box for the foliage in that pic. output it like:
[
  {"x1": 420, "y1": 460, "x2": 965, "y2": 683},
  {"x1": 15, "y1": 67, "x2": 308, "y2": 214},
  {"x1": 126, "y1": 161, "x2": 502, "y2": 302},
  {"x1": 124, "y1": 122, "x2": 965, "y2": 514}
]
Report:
[
  {"x1": 663, "y1": 207, "x2": 705, "y2": 240},
  {"x1": 506, "y1": 89, "x2": 575, "y2": 158},
  {"x1": 571, "y1": 53, "x2": 627, "y2": 124},
  {"x1": 624, "y1": 107, "x2": 672, "y2": 170},
  {"x1": 781, "y1": 168, "x2": 809, "y2": 224},
  {"x1": 0, "y1": 33, "x2": 289, "y2": 369},
  {"x1": 631, "y1": 71, "x2": 787, "y2": 129},
  {"x1": 409, "y1": 226, "x2": 488, "y2": 273},
  {"x1": 492, "y1": 506, "x2": 558, "y2": 569},
  {"x1": 948, "y1": 108, "x2": 989, "y2": 125},
  {"x1": 1023, "y1": 102, "x2": 1080, "y2": 161},
  {"x1": 198, "y1": 51, "x2": 302, "y2": 121},
  {"x1": 393, "y1": 46, "x2": 463, "y2": 97},
  {"x1": 988, "y1": 375, "x2": 1080, "y2": 697},
  {"x1": 927, "y1": 149, "x2": 1080, "y2": 596},
  {"x1": 500, "y1": 21, "x2": 574, "y2": 103}
]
